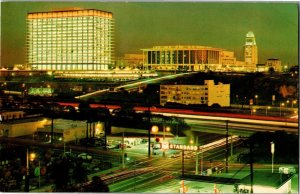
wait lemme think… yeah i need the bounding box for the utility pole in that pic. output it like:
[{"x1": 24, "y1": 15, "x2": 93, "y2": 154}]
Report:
[
  {"x1": 50, "y1": 92, "x2": 54, "y2": 144},
  {"x1": 250, "y1": 139, "x2": 254, "y2": 194},
  {"x1": 196, "y1": 136, "x2": 199, "y2": 175},
  {"x1": 25, "y1": 146, "x2": 30, "y2": 192},
  {"x1": 147, "y1": 102, "x2": 151, "y2": 158},
  {"x1": 182, "y1": 150, "x2": 185, "y2": 177},
  {"x1": 225, "y1": 120, "x2": 229, "y2": 173}
]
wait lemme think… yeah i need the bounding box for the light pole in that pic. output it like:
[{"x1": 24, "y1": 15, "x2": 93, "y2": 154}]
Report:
[
  {"x1": 292, "y1": 100, "x2": 297, "y2": 109},
  {"x1": 163, "y1": 125, "x2": 170, "y2": 157},
  {"x1": 265, "y1": 106, "x2": 271, "y2": 116},
  {"x1": 29, "y1": 152, "x2": 41, "y2": 189},
  {"x1": 280, "y1": 103, "x2": 285, "y2": 117},
  {"x1": 25, "y1": 147, "x2": 30, "y2": 192},
  {"x1": 122, "y1": 129, "x2": 125, "y2": 169},
  {"x1": 270, "y1": 142, "x2": 275, "y2": 173},
  {"x1": 150, "y1": 125, "x2": 159, "y2": 156},
  {"x1": 255, "y1": 95, "x2": 258, "y2": 105}
]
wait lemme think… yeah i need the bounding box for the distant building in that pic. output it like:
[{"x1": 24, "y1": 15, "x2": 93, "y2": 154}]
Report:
[
  {"x1": 142, "y1": 45, "x2": 223, "y2": 72},
  {"x1": 244, "y1": 31, "x2": 258, "y2": 71},
  {"x1": 0, "y1": 117, "x2": 48, "y2": 137},
  {"x1": 256, "y1": 64, "x2": 267, "y2": 72},
  {"x1": 0, "y1": 111, "x2": 25, "y2": 122},
  {"x1": 36, "y1": 119, "x2": 90, "y2": 142},
  {"x1": 26, "y1": 9, "x2": 114, "y2": 73},
  {"x1": 160, "y1": 80, "x2": 230, "y2": 107},
  {"x1": 265, "y1": 58, "x2": 282, "y2": 72},
  {"x1": 115, "y1": 54, "x2": 144, "y2": 69}
]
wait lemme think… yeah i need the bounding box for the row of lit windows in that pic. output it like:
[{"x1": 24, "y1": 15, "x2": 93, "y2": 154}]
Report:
[
  {"x1": 146, "y1": 50, "x2": 220, "y2": 65},
  {"x1": 28, "y1": 29, "x2": 111, "y2": 33},
  {"x1": 32, "y1": 64, "x2": 110, "y2": 70},
  {"x1": 28, "y1": 32, "x2": 111, "y2": 37},
  {"x1": 30, "y1": 59, "x2": 111, "y2": 63},
  {"x1": 28, "y1": 20, "x2": 112, "y2": 25}
]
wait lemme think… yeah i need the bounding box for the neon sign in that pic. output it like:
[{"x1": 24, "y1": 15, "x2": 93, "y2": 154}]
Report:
[{"x1": 161, "y1": 142, "x2": 200, "y2": 151}]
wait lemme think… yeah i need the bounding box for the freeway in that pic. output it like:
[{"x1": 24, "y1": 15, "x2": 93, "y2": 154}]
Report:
[
  {"x1": 57, "y1": 102, "x2": 298, "y2": 135},
  {"x1": 75, "y1": 72, "x2": 195, "y2": 99}
]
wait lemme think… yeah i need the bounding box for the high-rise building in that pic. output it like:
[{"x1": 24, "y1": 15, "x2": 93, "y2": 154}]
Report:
[
  {"x1": 244, "y1": 31, "x2": 258, "y2": 71},
  {"x1": 26, "y1": 9, "x2": 114, "y2": 72}
]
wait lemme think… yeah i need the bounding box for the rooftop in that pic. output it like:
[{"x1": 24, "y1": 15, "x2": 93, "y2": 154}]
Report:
[{"x1": 240, "y1": 171, "x2": 293, "y2": 188}]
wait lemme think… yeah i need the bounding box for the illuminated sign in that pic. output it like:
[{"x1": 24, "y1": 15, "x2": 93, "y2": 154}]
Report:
[
  {"x1": 28, "y1": 88, "x2": 54, "y2": 96},
  {"x1": 161, "y1": 143, "x2": 200, "y2": 151}
]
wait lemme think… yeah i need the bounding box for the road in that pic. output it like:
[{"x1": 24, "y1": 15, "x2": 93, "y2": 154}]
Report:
[{"x1": 75, "y1": 72, "x2": 195, "y2": 99}]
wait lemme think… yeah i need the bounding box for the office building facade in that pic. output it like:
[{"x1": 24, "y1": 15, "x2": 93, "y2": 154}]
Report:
[
  {"x1": 160, "y1": 80, "x2": 230, "y2": 107},
  {"x1": 26, "y1": 9, "x2": 114, "y2": 72}
]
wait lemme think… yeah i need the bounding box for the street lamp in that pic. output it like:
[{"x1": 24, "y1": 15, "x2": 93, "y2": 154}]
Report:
[
  {"x1": 29, "y1": 152, "x2": 41, "y2": 189},
  {"x1": 280, "y1": 103, "x2": 285, "y2": 117},
  {"x1": 265, "y1": 106, "x2": 271, "y2": 116},
  {"x1": 163, "y1": 126, "x2": 170, "y2": 157},
  {"x1": 292, "y1": 100, "x2": 297, "y2": 109},
  {"x1": 270, "y1": 142, "x2": 275, "y2": 173},
  {"x1": 25, "y1": 149, "x2": 40, "y2": 192},
  {"x1": 148, "y1": 125, "x2": 159, "y2": 157},
  {"x1": 254, "y1": 95, "x2": 258, "y2": 105},
  {"x1": 251, "y1": 108, "x2": 256, "y2": 116}
]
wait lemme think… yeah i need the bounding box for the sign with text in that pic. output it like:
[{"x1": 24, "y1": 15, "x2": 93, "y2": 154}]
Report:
[{"x1": 161, "y1": 143, "x2": 200, "y2": 151}]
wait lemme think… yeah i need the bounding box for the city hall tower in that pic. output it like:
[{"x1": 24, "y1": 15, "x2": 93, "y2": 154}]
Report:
[{"x1": 244, "y1": 31, "x2": 258, "y2": 71}]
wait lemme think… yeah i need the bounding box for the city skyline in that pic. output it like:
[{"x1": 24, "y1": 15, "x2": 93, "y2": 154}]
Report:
[{"x1": 1, "y1": 2, "x2": 298, "y2": 67}]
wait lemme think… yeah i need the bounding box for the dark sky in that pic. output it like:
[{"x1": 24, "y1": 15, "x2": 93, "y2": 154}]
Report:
[{"x1": 1, "y1": 2, "x2": 298, "y2": 67}]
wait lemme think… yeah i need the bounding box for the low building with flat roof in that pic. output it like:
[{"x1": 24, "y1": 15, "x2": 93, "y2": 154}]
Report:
[{"x1": 237, "y1": 171, "x2": 293, "y2": 193}]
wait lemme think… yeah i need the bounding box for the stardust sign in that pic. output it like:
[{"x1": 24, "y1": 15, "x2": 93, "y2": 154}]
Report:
[{"x1": 162, "y1": 143, "x2": 200, "y2": 151}]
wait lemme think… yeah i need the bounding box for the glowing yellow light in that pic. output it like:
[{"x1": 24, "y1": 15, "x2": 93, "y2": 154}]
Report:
[
  {"x1": 151, "y1": 125, "x2": 159, "y2": 133},
  {"x1": 165, "y1": 126, "x2": 171, "y2": 132},
  {"x1": 189, "y1": 139, "x2": 194, "y2": 144},
  {"x1": 29, "y1": 153, "x2": 36, "y2": 161}
]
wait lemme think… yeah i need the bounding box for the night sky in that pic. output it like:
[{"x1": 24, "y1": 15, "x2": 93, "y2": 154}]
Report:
[{"x1": 1, "y1": 2, "x2": 298, "y2": 67}]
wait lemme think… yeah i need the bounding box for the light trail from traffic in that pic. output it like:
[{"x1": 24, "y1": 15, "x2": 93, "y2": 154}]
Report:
[{"x1": 75, "y1": 72, "x2": 195, "y2": 99}]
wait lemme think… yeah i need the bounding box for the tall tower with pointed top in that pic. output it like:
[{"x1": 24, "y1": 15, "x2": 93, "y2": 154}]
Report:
[{"x1": 244, "y1": 31, "x2": 258, "y2": 71}]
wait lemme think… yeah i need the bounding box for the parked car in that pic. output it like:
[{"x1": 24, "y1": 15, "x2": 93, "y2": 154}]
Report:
[{"x1": 78, "y1": 153, "x2": 93, "y2": 160}]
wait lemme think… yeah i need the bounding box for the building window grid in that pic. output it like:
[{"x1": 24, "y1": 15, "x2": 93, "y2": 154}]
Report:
[{"x1": 27, "y1": 12, "x2": 113, "y2": 71}]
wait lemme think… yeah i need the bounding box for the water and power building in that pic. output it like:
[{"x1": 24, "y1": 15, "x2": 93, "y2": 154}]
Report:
[
  {"x1": 26, "y1": 8, "x2": 155, "y2": 80},
  {"x1": 27, "y1": 9, "x2": 114, "y2": 73}
]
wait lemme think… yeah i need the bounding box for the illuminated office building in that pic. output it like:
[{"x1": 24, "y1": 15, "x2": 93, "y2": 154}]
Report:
[
  {"x1": 26, "y1": 9, "x2": 114, "y2": 72},
  {"x1": 160, "y1": 80, "x2": 230, "y2": 107},
  {"x1": 244, "y1": 31, "x2": 258, "y2": 71}
]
